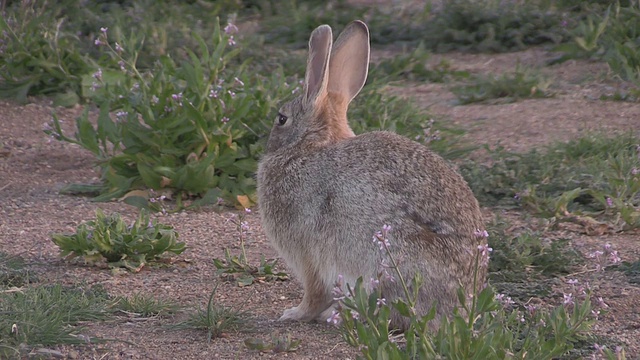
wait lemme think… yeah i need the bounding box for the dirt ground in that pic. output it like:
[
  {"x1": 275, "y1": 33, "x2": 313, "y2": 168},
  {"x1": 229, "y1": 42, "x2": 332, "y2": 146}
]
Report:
[{"x1": 1, "y1": 47, "x2": 640, "y2": 359}]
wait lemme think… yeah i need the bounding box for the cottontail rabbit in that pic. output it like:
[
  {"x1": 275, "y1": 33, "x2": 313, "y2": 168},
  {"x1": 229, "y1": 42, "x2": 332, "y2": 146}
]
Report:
[{"x1": 257, "y1": 20, "x2": 486, "y2": 330}]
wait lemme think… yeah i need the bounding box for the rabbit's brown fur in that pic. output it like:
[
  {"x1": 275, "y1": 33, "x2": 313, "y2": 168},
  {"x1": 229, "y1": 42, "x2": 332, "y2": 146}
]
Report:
[{"x1": 257, "y1": 20, "x2": 486, "y2": 330}]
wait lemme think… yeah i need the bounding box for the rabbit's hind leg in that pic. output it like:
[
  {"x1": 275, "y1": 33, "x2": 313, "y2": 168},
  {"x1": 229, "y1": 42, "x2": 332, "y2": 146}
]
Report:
[{"x1": 279, "y1": 267, "x2": 333, "y2": 322}]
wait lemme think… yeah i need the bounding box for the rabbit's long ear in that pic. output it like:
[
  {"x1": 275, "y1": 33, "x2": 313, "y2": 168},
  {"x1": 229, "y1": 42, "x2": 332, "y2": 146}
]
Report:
[
  {"x1": 327, "y1": 20, "x2": 370, "y2": 104},
  {"x1": 304, "y1": 25, "x2": 333, "y2": 105}
]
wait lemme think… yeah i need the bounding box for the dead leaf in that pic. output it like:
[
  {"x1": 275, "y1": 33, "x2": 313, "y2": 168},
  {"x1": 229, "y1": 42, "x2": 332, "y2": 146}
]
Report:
[
  {"x1": 160, "y1": 176, "x2": 172, "y2": 188},
  {"x1": 237, "y1": 195, "x2": 253, "y2": 209},
  {"x1": 121, "y1": 189, "x2": 149, "y2": 200}
]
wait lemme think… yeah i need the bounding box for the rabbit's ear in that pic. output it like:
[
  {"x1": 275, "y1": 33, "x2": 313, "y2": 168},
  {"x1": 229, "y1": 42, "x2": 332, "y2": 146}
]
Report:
[
  {"x1": 304, "y1": 25, "x2": 333, "y2": 105},
  {"x1": 328, "y1": 20, "x2": 370, "y2": 104}
]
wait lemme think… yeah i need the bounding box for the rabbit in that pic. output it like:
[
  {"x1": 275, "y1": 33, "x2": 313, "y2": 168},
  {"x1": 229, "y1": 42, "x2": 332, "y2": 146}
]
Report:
[{"x1": 257, "y1": 20, "x2": 486, "y2": 330}]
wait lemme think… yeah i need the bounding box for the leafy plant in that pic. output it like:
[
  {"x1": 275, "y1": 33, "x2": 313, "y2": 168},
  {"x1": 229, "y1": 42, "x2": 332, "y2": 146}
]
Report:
[
  {"x1": 333, "y1": 226, "x2": 601, "y2": 359},
  {"x1": 213, "y1": 210, "x2": 288, "y2": 286},
  {"x1": 488, "y1": 221, "x2": 582, "y2": 282},
  {"x1": 244, "y1": 334, "x2": 301, "y2": 353},
  {"x1": 0, "y1": 2, "x2": 93, "y2": 105},
  {"x1": 553, "y1": 2, "x2": 640, "y2": 91},
  {"x1": 459, "y1": 134, "x2": 640, "y2": 229},
  {"x1": 52, "y1": 209, "x2": 185, "y2": 271},
  {"x1": 0, "y1": 0, "x2": 252, "y2": 105},
  {"x1": 0, "y1": 284, "x2": 111, "y2": 358},
  {"x1": 422, "y1": 0, "x2": 569, "y2": 53},
  {"x1": 113, "y1": 292, "x2": 181, "y2": 317},
  {"x1": 262, "y1": 0, "x2": 368, "y2": 48},
  {"x1": 45, "y1": 19, "x2": 292, "y2": 206},
  {"x1": 451, "y1": 66, "x2": 553, "y2": 104},
  {"x1": 173, "y1": 284, "x2": 252, "y2": 342},
  {"x1": 214, "y1": 251, "x2": 288, "y2": 286}
]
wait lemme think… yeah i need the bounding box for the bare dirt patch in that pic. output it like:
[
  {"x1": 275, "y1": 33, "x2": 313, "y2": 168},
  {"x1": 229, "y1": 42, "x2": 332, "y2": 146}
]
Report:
[{"x1": 1, "y1": 47, "x2": 640, "y2": 359}]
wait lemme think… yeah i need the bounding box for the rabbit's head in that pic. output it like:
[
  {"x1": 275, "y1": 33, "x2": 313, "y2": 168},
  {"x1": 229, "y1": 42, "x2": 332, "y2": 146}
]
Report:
[{"x1": 265, "y1": 21, "x2": 370, "y2": 154}]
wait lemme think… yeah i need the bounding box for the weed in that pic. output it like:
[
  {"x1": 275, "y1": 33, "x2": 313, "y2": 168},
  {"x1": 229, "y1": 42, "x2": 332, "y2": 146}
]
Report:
[
  {"x1": 244, "y1": 334, "x2": 301, "y2": 353},
  {"x1": 460, "y1": 134, "x2": 640, "y2": 229},
  {"x1": 0, "y1": 2, "x2": 93, "y2": 105},
  {"x1": 262, "y1": 0, "x2": 368, "y2": 48},
  {"x1": 213, "y1": 209, "x2": 288, "y2": 286},
  {"x1": 0, "y1": 252, "x2": 30, "y2": 288},
  {"x1": 423, "y1": 0, "x2": 569, "y2": 53},
  {"x1": 487, "y1": 220, "x2": 582, "y2": 282},
  {"x1": 553, "y1": 2, "x2": 640, "y2": 90},
  {"x1": 45, "y1": 21, "x2": 290, "y2": 206},
  {"x1": 0, "y1": 284, "x2": 111, "y2": 357},
  {"x1": 612, "y1": 260, "x2": 640, "y2": 285},
  {"x1": 173, "y1": 284, "x2": 251, "y2": 342},
  {"x1": 333, "y1": 225, "x2": 603, "y2": 359},
  {"x1": 52, "y1": 209, "x2": 185, "y2": 271},
  {"x1": 370, "y1": 43, "x2": 470, "y2": 83},
  {"x1": 349, "y1": 85, "x2": 472, "y2": 160},
  {"x1": 0, "y1": 0, "x2": 247, "y2": 105},
  {"x1": 113, "y1": 293, "x2": 181, "y2": 317},
  {"x1": 451, "y1": 66, "x2": 553, "y2": 104}
]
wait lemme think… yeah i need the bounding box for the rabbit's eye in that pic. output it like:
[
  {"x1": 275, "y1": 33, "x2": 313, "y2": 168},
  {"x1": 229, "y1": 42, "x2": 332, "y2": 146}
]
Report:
[{"x1": 277, "y1": 113, "x2": 288, "y2": 126}]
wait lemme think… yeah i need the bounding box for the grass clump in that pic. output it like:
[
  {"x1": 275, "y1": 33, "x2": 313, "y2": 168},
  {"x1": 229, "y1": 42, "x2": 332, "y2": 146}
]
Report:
[
  {"x1": 173, "y1": 284, "x2": 251, "y2": 342},
  {"x1": 451, "y1": 66, "x2": 553, "y2": 104},
  {"x1": 460, "y1": 134, "x2": 640, "y2": 229},
  {"x1": 113, "y1": 293, "x2": 181, "y2": 317},
  {"x1": 0, "y1": 284, "x2": 111, "y2": 357},
  {"x1": 52, "y1": 209, "x2": 185, "y2": 272},
  {"x1": 0, "y1": 253, "x2": 30, "y2": 288}
]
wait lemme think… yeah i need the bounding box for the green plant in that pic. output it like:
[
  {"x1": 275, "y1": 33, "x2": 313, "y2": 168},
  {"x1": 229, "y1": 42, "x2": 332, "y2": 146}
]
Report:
[
  {"x1": 349, "y1": 85, "x2": 473, "y2": 160},
  {"x1": 451, "y1": 66, "x2": 553, "y2": 104},
  {"x1": 0, "y1": 284, "x2": 111, "y2": 357},
  {"x1": 487, "y1": 220, "x2": 582, "y2": 283},
  {"x1": 262, "y1": 0, "x2": 368, "y2": 48},
  {"x1": 244, "y1": 334, "x2": 301, "y2": 353},
  {"x1": 554, "y1": 3, "x2": 640, "y2": 91},
  {"x1": 173, "y1": 284, "x2": 251, "y2": 342},
  {"x1": 612, "y1": 260, "x2": 640, "y2": 285},
  {"x1": 45, "y1": 20, "x2": 291, "y2": 206},
  {"x1": 459, "y1": 134, "x2": 640, "y2": 229},
  {"x1": 0, "y1": 252, "x2": 30, "y2": 288},
  {"x1": 51, "y1": 209, "x2": 185, "y2": 271},
  {"x1": 0, "y1": 2, "x2": 93, "y2": 105},
  {"x1": 422, "y1": 0, "x2": 569, "y2": 53},
  {"x1": 213, "y1": 209, "x2": 288, "y2": 286},
  {"x1": 113, "y1": 292, "x2": 181, "y2": 317},
  {"x1": 370, "y1": 43, "x2": 470, "y2": 83},
  {"x1": 334, "y1": 226, "x2": 601, "y2": 359}
]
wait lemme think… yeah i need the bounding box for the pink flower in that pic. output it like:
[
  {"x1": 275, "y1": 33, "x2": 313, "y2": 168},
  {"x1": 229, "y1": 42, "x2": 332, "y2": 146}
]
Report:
[
  {"x1": 326, "y1": 310, "x2": 341, "y2": 325},
  {"x1": 563, "y1": 293, "x2": 574, "y2": 306}
]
